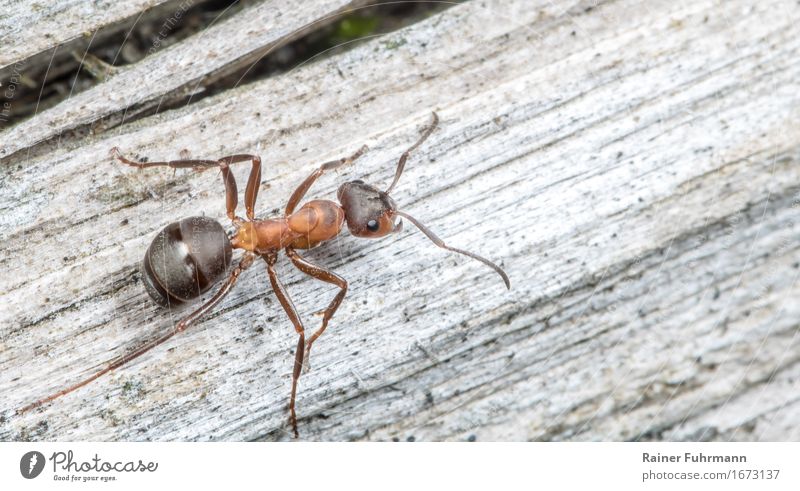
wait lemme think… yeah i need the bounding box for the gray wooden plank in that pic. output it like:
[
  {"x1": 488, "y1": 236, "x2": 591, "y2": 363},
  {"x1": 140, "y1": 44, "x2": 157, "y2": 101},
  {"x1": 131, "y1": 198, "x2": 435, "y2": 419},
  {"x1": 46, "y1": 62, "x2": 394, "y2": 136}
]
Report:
[
  {"x1": 0, "y1": 0, "x2": 177, "y2": 69},
  {"x1": 0, "y1": 0, "x2": 364, "y2": 160},
  {"x1": 1, "y1": 0, "x2": 799, "y2": 442}
]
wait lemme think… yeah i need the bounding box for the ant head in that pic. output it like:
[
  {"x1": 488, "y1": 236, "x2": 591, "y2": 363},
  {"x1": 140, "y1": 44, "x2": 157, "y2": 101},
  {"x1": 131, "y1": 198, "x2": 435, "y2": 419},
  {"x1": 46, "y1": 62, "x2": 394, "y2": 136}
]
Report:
[
  {"x1": 335, "y1": 114, "x2": 438, "y2": 239},
  {"x1": 338, "y1": 112, "x2": 510, "y2": 289},
  {"x1": 337, "y1": 180, "x2": 403, "y2": 238}
]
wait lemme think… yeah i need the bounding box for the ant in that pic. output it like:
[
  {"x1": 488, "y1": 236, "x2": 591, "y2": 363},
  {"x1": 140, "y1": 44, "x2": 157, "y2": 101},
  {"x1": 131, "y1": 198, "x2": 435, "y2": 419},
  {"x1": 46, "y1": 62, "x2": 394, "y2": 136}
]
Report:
[{"x1": 18, "y1": 112, "x2": 510, "y2": 438}]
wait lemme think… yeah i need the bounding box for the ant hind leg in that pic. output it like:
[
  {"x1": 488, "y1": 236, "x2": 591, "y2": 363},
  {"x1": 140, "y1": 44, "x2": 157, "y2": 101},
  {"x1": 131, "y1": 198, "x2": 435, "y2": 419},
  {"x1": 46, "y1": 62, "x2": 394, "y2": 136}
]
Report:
[{"x1": 111, "y1": 148, "x2": 263, "y2": 221}]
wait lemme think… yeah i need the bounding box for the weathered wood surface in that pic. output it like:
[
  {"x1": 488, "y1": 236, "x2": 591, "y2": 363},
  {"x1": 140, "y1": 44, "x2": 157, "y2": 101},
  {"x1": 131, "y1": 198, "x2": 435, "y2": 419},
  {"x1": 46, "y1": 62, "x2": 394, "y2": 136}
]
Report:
[
  {"x1": 1, "y1": 0, "x2": 800, "y2": 441},
  {"x1": 0, "y1": 0, "x2": 176, "y2": 70},
  {"x1": 0, "y1": 0, "x2": 365, "y2": 160}
]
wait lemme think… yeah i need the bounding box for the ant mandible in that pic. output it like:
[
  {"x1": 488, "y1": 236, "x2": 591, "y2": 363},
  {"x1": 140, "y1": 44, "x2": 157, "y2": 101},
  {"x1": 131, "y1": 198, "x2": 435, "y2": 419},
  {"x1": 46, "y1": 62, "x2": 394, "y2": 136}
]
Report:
[{"x1": 18, "y1": 112, "x2": 510, "y2": 438}]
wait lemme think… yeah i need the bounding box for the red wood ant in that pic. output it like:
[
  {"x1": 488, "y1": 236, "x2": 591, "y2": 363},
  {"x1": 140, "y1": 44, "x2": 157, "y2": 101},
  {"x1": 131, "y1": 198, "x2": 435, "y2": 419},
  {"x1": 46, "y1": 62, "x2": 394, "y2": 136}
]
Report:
[{"x1": 18, "y1": 113, "x2": 510, "y2": 437}]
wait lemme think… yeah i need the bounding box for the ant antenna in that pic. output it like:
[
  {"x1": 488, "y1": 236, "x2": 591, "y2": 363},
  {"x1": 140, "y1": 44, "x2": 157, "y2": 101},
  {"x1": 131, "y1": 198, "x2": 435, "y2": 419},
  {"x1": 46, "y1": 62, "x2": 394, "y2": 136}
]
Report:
[
  {"x1": 385, "y1": 112, "x2": 440, "y2": 195},
  {"x1": 394, "y1": 210, "x2": 510, "y2": 289}
]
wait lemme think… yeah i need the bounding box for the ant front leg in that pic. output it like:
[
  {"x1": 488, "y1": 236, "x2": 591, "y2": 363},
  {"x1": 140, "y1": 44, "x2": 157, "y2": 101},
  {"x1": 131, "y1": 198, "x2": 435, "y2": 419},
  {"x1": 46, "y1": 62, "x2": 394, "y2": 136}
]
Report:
[
  {"x1": 264, "y1": 252, "x2": 306, "y2": 439},
  {"x1": 285, "y1": 145, "x2": 368, "y2": 215},
  {"x1": 111, "y1": 148, "x2": 262, "y2": 221},
  {"x1": 285, "y1": 248, "x2": 347, "y2": 372},
  {"x1": 385, "y1": 112, "x2": 438, "y2": 194}
]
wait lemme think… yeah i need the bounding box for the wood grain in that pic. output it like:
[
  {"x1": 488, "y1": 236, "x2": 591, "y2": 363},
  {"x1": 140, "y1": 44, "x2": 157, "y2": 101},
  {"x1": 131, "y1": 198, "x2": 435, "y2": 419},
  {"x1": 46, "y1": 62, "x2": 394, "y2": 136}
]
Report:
[
  {"x1": 0, "y1": 0, "x2": 366, "y2": 161},
  {"x1": 1, "y1": 0, "x2": 799, "y2": 441},
  {"x1": 0, "y1": 0, "x2": 178, "y2": 70}
]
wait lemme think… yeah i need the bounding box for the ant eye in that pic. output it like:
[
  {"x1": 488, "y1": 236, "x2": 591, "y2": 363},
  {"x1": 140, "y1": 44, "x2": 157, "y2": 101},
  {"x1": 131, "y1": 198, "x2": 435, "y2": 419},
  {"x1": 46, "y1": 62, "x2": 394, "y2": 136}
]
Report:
[{"x1": 366, "y1": 219, "x2": 379, "y2": 232}]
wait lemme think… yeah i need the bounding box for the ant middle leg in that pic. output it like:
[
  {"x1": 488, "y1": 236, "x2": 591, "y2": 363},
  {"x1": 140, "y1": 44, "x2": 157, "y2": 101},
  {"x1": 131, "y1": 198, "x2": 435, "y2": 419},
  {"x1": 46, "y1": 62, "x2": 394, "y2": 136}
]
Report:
[
  {"x1": 285, "y1": 248, "x2": 347, "y2": 372},
  {"x1": 111, "y1": 148, "x2": 262, "y2": 221},
  {"x1": 264, "y1": 253, "x2": 306, "y2": 438},
  {"x1": 284, "y1": 145, "x2": 368, "y2": 215}
]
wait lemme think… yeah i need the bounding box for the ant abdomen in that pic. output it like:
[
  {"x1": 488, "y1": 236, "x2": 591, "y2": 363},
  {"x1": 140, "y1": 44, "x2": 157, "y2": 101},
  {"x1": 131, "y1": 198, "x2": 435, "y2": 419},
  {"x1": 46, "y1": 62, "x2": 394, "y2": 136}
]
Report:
[{"x1": 141, "y1": 216, "x2": 233, "y2": 307}]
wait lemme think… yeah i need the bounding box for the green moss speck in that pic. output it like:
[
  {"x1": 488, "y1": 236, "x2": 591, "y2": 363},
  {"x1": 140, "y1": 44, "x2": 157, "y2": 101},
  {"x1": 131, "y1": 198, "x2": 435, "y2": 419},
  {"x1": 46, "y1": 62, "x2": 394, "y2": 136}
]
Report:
[
  {"x1": 382, "y1": 38, "x2": 408, "y2": 50},
  {"x1": 335, "y1": 16, "x2": 380, "y2": 41}
]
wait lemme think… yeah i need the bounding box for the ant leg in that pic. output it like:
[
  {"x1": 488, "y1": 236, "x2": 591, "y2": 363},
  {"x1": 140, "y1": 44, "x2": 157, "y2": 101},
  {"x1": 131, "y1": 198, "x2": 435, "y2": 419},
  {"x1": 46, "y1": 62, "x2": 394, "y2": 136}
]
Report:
[
  {"x1": 17, "y1": 253, "x2": 255, "y2": 415},
  {"x1": 264, "y1": 253, "x2": 305, "y2": 439},
  {"x1": 214, "y1": 154, "x2": 261, "y2": 221},
  {"x1": 285, "y1": 145, "x2": 368, "y2": 215},
  {"x1": 385, "y1": 112, "x2": 438, "y2": 194},
  {"x1": 111, "y1": 148, "x2": 262, "y2": 221},
  {"x1": 285, "y1": 248, "x2": 347, "y2": 372}
]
